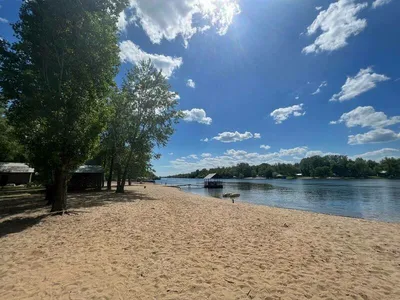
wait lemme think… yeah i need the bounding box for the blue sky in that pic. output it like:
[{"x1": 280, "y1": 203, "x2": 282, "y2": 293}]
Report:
[{"x1": 1, "y1": 0, "x2": 400, "y2": 176}]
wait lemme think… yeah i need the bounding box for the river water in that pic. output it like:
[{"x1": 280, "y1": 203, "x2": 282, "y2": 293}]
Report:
[{"x1": 156, "y1": 178, "x2": 400, "y2": 223}]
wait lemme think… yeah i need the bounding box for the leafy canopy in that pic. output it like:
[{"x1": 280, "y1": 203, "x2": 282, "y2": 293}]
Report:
[{"x1": 1, "y1": 0, "x2": 128, "y2": 174}]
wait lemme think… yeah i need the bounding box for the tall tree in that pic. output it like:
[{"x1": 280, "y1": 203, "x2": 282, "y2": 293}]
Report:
[
  {"x1": 100, "y1": 88, "x2": 130, "y2": 190},
  {"x1": 115, "y1": 60, "x2": 182, "y2": 193},
  {"x1": 0, "y1": 0, "x2": 127, "y2": 212}
]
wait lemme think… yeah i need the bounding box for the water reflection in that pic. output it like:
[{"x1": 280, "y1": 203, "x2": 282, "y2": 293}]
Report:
[{"x1": 158, "y1": 178, "x2": 400, "y2": 223}]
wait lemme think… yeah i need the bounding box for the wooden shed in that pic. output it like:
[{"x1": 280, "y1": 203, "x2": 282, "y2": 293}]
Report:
[
  {"x1": 68, "y1": 165, "x2": 104, "y2": 191},
  {"x1": 0, "y1": 163, "x2": 35, "y2": 186}
]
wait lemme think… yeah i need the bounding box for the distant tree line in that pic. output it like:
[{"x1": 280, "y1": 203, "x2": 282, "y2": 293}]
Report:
[{"x1": 168, "y1": 155, "x2": 400, "y2": 179}]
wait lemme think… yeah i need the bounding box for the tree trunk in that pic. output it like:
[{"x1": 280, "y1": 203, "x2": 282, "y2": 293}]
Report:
[
  {"x1": 128, "y1": 178, "x2": 131, "y2": 186},
  {"x1": 45, "y1": 184, "x2": 55, "y2": 206},
  {"x1": 51, "y1": 168, "x2": 68, "y2": 213},
  {"x1": 116, "y1": 174, "x2": 125, "y2": 193},
  {"x1": 116, "y1": 166, "x2": 124, "y2": 193},
  {"x1": 107, "y1": 154, "x2": 114, "y2": 191},
  {"x1": 117, "y1": 149, "x2": 134, "y2": 193},
  {"x1": 116, "y1": 170, "x2": 127, "y2": 193}
]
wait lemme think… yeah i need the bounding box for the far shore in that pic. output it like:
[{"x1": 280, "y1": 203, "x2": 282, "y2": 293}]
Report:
[
  {"x1": 166, "y1": 176, "x2": 395, "y2": 180},
  {"x1": 1, "y1": 184, "x2": 400, "y2": 299}
]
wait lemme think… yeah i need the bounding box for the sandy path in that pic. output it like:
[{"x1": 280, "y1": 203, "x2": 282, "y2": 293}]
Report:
[{"x1": 1, "y1": 184, "x2": 400, "y2": 300}]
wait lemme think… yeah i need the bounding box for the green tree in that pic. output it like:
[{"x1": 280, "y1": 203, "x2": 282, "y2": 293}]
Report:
[
  {"x1": 236, "y1": 163, "x2": 252, "y2": 178},
  {"x1": 1, "y1": 0, "x2": 127, "y2": 212},
  {"x1": 0, "y1": 105, "x2": 26, "y2": 162},
  {"x1": 353, "y1": 158, "x2": 371, "y2": 178},
  {"x1": 381, "y1": 157, "x2": 400, "y2": 178},
  {"x1": 313, "y1": 166, "x2": 332, "y2": 178},
  {"x1": 100, "y1": 88, "x2": 130, "y2": 190},
  {"x1": 114, "y1": 60, "x2": 182, "y2": 193},
  {"x1": 328, "y1": 155, "x2": 349, "y2": 177}
]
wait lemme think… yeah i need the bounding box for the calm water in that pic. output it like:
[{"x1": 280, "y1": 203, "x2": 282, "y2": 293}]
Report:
[{"x1": 156, "y1": 178, "x2": 400, "y2": 223}]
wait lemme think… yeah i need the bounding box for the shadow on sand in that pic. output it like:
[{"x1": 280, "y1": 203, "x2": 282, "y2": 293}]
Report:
[{"x1": 0, "y1": 187, "x2": 157, "y2": 238}]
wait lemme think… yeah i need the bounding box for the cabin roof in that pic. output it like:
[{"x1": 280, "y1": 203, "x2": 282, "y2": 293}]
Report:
[
  {"x1": 74, "y1": 165, "x2": 104, "y2": 174},
  {"x1": 204, "y1": 173, "x2": 217, "y2": 179},
  {"x1": 0, "y1": 163, "x2": 35, "y2": 173}
]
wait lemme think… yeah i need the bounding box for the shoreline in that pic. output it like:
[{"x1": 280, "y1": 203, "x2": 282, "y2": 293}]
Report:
[
  {"x1": 178, "y1": 185, "x2": 400, "y2": 225},
  {"x1": 178, "y1": 186, "x2": 396, "y2": 224},
  {"x1": 1, "y1": 184, "x2": 400, "y2": 299},
  {"x1": 158, "y1": 181, "x2": 400, "y2": 224}
]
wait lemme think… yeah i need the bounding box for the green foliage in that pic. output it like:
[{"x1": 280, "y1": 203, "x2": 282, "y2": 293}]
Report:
[
  {"x1": 381, "y1": 157, "x2": 400, "y2": 178},
  {"x1": 2, "y1": 0, "x2": 127, "y2": 168},
  {"x1": 0, "y1": 0, "x2": 128, "y2": 210},
  {"x1": 0, "y1": 105, "x2": 26, "y2": 162},
  {"x1": 100, "y1": 60, "x2": 182, "y2": 191},
  {"x1": 313, "y1": 166, "x2": 332, "y2": 178},
  {"x1": 121, "y1": 60, "x2": 182, "y2": 146}
]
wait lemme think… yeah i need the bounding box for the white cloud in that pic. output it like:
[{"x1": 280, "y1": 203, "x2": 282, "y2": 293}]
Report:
[
  {"x1": 224, "y1": 149, "x2": 248, "y2": 156},
  {"x1": 372, "y1": 0, "x2": 392, "y2": 9},
  {"x1": 270, "y1": 104, "x2": 305, "y2": 124},
  {"x1": 201, "y1": 153, "x2": 212, "y2": 158},
  {"x1": 278, "y1": 147, "x2": 308, "y2": 157},
  {"x1": 303, "y1": 0, "x2": 368, "y2": 54},
  {"x1": 199, "y1": 25, "x2": 211, "y2": 33},
  {"x1": 332, "y1": 106, "x2": 400, "y2": 129},
  {"x1": 169, "y1": 153, "x2": 174, "y2": 155},
  {"x1": 351, "y1": 148, "x2": 399, "y2": 160},
  {"x1": 117, "y1": 11, "x2": 129, "y2": 32},
  {"x1": 170, "y1": 146, "x2": 312, "y2": 173},
  {"x1": 182, "y1": 108, "x2": 212, "y2": 125},
  {"x1": 0, "y1": 17, "x2": 8, "y2": 23},
  {"x1": 169, "y1": 146, "x2": 400, "y2": 173},
  {"x1": 305, "y1": 150, "x2": 339, "y2": 157},
  {"x1": 293, "y1": 112, "x2": 304, "y2": 117},
  {"x1": 186, "y1": 79, "x2": 196, "y2": 88},
  {"x1": 125, "y1": 0, "x2": 240, "y2": 47},
  {"x1": 200, "y1": 138, "x2": 209, "y2": 142},
  {"x1": 187, "y1": 154, "x2": 198, "y2": 160},
  {"x1": 348, "y1": 129, "x2": 400, "y2": 145},
  {"x1": 260, "y1": 145, "x2": 271, "y2": 150},
  {"x1": 311, "y1": 81, "x2": 328, "y2": 95},
  {"x1": 330, "y1": 67, "x2": 390, "y2": 102},
  {"x1": 119, "y1": 40, "x2": 183, "y2": 78},
  {"x1": 212, "y1": 131, "x2": 259, "y2": 143},
  {"x1": 254, "y1": 133, "x2": 261, "y2": 139},
  {"x1": 315, "y1": 6, "x2": 323, "y2": 11},
  {"x1": 295, "y1": 96, "x2": 300, "y2": 100}
]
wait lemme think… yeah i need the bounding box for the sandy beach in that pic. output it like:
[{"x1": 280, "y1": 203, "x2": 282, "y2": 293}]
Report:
[{"x1": 1, "y1": 184, "x2": 400, "y2": 300}]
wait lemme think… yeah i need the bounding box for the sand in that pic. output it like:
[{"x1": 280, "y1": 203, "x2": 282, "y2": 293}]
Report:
[{"x1": 1, "y1": 184, "x2": 400, "y2": 300}]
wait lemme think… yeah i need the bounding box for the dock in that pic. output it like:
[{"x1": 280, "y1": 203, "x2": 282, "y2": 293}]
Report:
[{"x1": 204, "y1": 173, "x2": 223, "y2": 189}]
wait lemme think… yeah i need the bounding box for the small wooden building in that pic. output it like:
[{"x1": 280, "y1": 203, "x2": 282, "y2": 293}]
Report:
[
  {"x1": 204, "y1": 173, "x2": 223, "y2": 188},
  {"x1": 0, "y1": 163, "x2": 35, "y2": 186},
  {"x1": 68, "y1": 165, "x2": 104, "y2": 191}
]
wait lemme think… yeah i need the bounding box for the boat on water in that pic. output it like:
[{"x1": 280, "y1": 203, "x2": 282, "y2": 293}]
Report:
[{"x1": 223, "y1": 193, "x2": 240, "y2": 198}]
